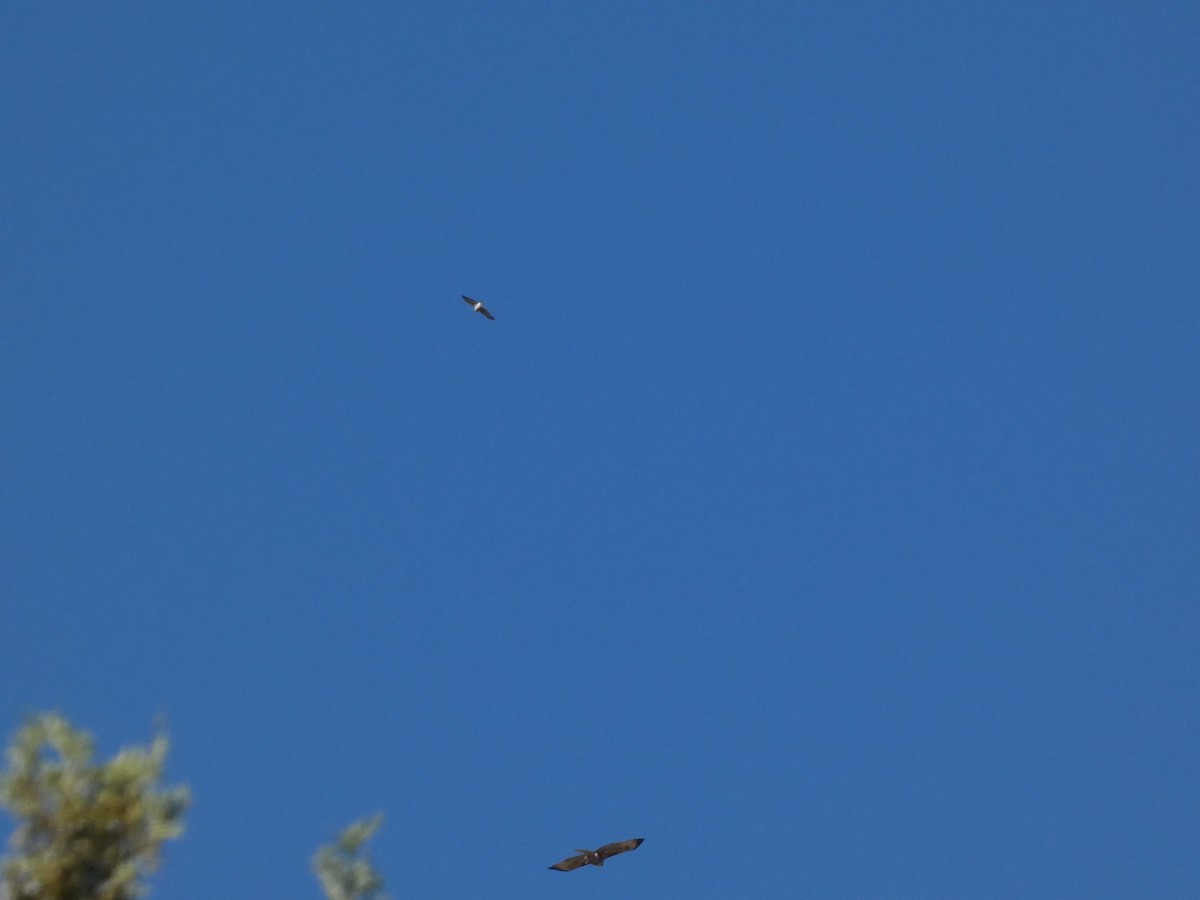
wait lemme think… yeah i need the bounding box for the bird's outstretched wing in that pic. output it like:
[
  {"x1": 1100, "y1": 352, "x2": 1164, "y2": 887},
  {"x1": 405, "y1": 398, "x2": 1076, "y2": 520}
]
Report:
[
  {"x1": 597, "y1": 838, "x2": 644, "y2": 860},
  {"x1": 478, "y1": 307, "x2": 495, "y2": 320},
  {"x1": 462, "y1": 295, "x2": 477, "y2": 305},
  {"x1": 548, "y1": 853, "x2": 589, "y2": 872}
]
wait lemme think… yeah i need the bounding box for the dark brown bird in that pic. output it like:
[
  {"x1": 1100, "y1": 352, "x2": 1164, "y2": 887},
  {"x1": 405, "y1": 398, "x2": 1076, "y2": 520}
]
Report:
[
  {"x1": 462, "y1": 295, "x2": 495, "y2": 320},
  {"x1": 548, "y1": 838, "x2": 644, "y2": 872}
]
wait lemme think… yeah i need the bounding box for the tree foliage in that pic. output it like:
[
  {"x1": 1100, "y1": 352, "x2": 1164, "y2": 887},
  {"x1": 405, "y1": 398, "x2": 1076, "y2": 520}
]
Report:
[
  {"x1": 0, "y1": 713, "x2": 189, "y2": 900},
  {"x1": 312, "y1": 814, "x2": 387, "y2": 900},
  {"x1": 2, "y1": 713, "x2": 387, "y2": 899}
]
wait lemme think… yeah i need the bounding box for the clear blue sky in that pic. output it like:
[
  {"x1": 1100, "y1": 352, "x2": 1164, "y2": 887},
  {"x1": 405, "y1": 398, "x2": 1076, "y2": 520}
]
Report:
[{"x1": 2, "y1": 4, "x2": 1197, "y2": 898}]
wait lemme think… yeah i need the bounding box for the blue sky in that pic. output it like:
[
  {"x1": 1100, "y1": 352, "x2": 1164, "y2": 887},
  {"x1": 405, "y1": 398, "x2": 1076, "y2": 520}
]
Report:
[{"x1": 2, "y1": 3, "x2": 1197, "y2": 897}]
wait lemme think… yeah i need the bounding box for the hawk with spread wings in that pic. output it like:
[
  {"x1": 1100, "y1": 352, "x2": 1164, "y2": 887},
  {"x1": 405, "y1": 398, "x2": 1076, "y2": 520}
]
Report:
[
  {"x1": 548, "y1": 838, "x2": 644, "y2": 872},
  {"x1": 462, "y1": 295, "x2": 495, "y2": 320}
]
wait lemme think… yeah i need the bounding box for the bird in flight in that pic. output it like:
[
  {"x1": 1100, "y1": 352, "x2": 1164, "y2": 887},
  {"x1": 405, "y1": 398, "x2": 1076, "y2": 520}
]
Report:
[
  {"x1": 548, "y1": 838, "x2": 644, "y2": 872},
  {"x1": 462, "y1": 295, "x2": 495, "y2": 320}
]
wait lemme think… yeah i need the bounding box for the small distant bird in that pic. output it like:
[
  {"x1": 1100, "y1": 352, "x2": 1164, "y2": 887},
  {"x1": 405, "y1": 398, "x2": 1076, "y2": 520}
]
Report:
[
  {"x1": 462, "y1": 295, "x2": 495, "y2": 320},
  {"x1": 548, "y1": 838, "x2": 644, "y2": 872}
]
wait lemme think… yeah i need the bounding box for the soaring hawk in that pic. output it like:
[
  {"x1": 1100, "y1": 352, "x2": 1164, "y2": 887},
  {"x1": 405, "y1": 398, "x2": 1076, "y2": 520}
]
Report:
[
  {"x1": 548, "y1": 838, "x2": 644, "y2": 872},
  {"x1": 462, "y1": 295, "x2": 495, "y2": 320}
]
